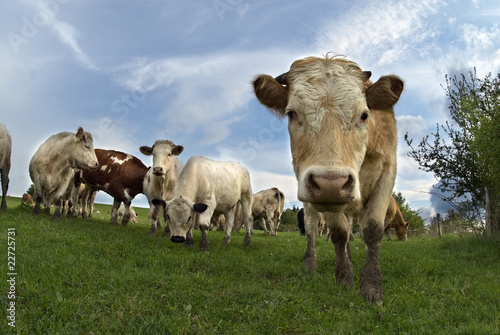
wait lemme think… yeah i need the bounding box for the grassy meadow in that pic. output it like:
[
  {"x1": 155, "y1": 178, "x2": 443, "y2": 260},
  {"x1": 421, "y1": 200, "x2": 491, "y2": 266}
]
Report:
[{"x1": 1, "y1": 196, "x2": 499, "y2": 334}]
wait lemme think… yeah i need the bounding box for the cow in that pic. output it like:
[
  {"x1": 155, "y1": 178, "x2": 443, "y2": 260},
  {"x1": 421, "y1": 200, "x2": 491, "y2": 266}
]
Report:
[
  {"x1": 253, "y1": 54, "x2": 403, "y2": 305},
  {"x1": 384, "y1": 196, "x2": 409, "y2": 241},
  {"x1": 22, "y1": 193, "x2": 34, "y2": 206},
  {"x1": 160, "y1": 156, "x2": 253, "y2": 252},
  {"x1": 297, "y1": 208, "x2": 305, "y2": 236},
  {"x1": 29, "y1": 127, "x2": 99, "y2": 219},
  {"x1": 0, "y1": 124, "x2": 11, "y2": 211},
  {"x1": 79, "y1": 149, "x2": 148, "y2": 225},
  {"x1": 252, "y1": 187, "x2": 285, "y2": 236},
  {"x1": 139, "y1": 140, "x2": 184, "y2": 236},
  {"x1": 117, "y1": 203, "x2": 138, "y2": 223},
  {"x1": 298, "y1": 207, "x2": 327, "y2": 238}
]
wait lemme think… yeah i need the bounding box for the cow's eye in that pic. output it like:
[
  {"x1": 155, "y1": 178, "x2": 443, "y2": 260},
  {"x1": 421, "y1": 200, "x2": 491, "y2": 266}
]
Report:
[
  {"x1": 85, "y1": 144, "x2": 91, "y2": 149},
  {"x1": 286, "y1": 110, "x2": 298, "y2": 122},
  {"x1": 166, "y1": 214, "x2": 170, "y2": 221},
  {"x1": 187, "y1": 216, "x2": 192, "y2": 223},
  {"x1": 360, "y1": 111, "x2": 369, "y2": 121}
]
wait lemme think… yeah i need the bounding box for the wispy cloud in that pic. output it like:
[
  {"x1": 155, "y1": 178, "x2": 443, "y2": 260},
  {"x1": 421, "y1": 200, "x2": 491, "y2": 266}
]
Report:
[
  {"x1": 315, "y1": 0, "x2": 444, "y2": 67},
  {"x1": 33, "y1": 1, "x2": 97, "y2": 70}
]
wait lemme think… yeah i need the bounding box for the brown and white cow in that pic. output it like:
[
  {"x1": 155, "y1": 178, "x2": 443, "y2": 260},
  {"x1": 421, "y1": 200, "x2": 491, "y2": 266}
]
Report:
[
  {"x1": 160, "y1": 156, "x2": 253, "y2": 251},
  {"x1": 29, "y1": 127, "x2": 99, "y2": 219},
  {"x1": 140, "y1": 140, "x2": 184, "y2": 236},
  {"x1": 252, "y1": 187, "x2": 285, "y2": 236},
  {"x1": 384, "y1": 196, "x2": 409, "y2": 241},
  {"x1": 79, "y1": 149, "x2": 148, "y2": 225},
  {"x1": 253, "y1": 55, "x2": 403, "y2": 305},
  {"x1": 0, "y1": 124, "x2": 11, "y2": 211}
]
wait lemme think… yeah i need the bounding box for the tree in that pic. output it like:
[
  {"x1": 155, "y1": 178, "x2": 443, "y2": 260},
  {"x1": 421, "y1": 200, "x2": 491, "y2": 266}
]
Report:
[{"x1": 405, "y1": 70, "x2": 500, "y2": 236}]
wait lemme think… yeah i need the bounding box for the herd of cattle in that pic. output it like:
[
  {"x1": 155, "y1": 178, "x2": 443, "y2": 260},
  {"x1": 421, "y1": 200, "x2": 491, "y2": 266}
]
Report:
[{"x1": 0, "y1": 54, "x2": 410, "y2": 305}]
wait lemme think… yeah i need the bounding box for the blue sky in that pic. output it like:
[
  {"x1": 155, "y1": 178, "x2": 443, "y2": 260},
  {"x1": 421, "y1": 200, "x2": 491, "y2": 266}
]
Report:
[{"x1": 1, "y1": 0, "x2": 499, "y2": 216}]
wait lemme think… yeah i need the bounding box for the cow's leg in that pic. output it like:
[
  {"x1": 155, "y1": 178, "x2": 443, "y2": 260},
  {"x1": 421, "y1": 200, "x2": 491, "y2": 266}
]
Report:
[
  {"x1": 240, "y1": 199, "x2": 252, "y2": 247},
  {"x1": 267, "y1": 210, "x2": 277, "y2": 236},
  {"x1": 121, "y1": 201, "x2": 132, "y2": 226},
  {"x1": 258, "y1": 217, "x2": 269, "y2": 235},
  {"x1": 199, "y1": 225, "x2": 209, "y2": 252},
  {"x1": 302, "y1": 204, "x2": 320, "y2": 273},
  {"x1": 33, "y1": 194, "x2": 42, "y2": 215},
  {"x1": 223, "y1": 210, "x2": 235, "y2": 245},
  {"x1": 88, "y1": 190, "x2": 96, "y2": 218},
  {"x1": 53, "y1": 198, "x2": 63, "y2": 221},
  {"x1": 326, "y1": 212, "x2": 354, "y2": 288},
  {"x1": 0, "y1": 165, "x2": 10, "y2": 211},
  {"x1": 184, "y1": 228, "x2": 194, "y2": 247},
  {"x1": 149, "y1": 201, "x2": 162, "y2": 236},
  {"x1": 110, "y1": 200, "x2": 120, "y2": 225},
  {"x1": 81, "y1": 188, "x2": 90, "y2": 218},
  {"x1": 358, "y1": 199, "x2": 390, "y2": 306}
]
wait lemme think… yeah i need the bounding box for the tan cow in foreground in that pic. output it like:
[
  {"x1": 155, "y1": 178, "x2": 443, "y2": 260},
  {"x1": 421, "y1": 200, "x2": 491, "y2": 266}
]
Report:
[
  {"x1": 384, "y1": 196, "x2": 409, "y2": 241},
  {"x1": 254, "y1": 55, "x2": 403, "y2": 305},
  {"x1": 29, "y1": 127, "x2": 99, "y2": 219},
  {"x1": 159, "y1": 156, "x2": 253, "y2": 251},
  {"x1": 140, "y1": 140, "x2": 184, "y2": 236},
  {"x1": 0, "y1": 124, "x2": 11, "y2": 211},
  {"x1": 252, "y1": 187, "x2": 285, "y2": 236}
]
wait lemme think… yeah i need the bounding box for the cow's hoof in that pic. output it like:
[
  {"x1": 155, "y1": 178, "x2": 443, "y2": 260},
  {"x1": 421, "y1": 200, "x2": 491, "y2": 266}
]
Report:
[
  {"x1": 302, "y1": 254, "x2": 317, "y2": 273},
  {"x1": 360, "y1": 282, "x2": 383, "y2": 306},
  {"x1": 222, "y1": 235, "x2": 231, "y2": 245},
  {"x1": 244, "y1": 233, "x2": 251, "y2": 246}
]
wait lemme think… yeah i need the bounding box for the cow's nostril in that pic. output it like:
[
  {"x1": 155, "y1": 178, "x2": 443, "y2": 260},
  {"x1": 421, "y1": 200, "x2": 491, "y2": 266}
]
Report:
[
  {"x1": 308, "y1": 174, "x2": 320, "y2": 190},
  {"x1": 171, "y1": 235, "x2": 186, "y2": 243},
  {"x1": 342, "y1": 175, "x2": 353, "y2": 193}
]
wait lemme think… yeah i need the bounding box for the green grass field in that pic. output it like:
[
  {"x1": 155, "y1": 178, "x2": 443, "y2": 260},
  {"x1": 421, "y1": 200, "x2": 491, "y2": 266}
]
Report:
[{"x1": 1, "y1": 196, "x2": 499, "y2": 334}]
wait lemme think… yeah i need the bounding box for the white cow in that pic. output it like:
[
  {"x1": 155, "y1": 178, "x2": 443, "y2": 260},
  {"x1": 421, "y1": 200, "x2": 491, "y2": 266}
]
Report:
[
  {"x1": 117, "y1": 203, "x2": 137, "y2": 223},
  {"x1": 161, "y1": 156, "x2": 253, "y2": 251},
  {"x1": 0, "y1": 124, "x2": 12, "y2": 211},
  {"x1": 29, "y1": 127, "x2": 98, "y2": 219},
  {"x1": 140, "y1": 140, "x2": 184, "y2": 236},
  {"x1": 252, "y1": 187, "x2": 285, "y2": 236}
]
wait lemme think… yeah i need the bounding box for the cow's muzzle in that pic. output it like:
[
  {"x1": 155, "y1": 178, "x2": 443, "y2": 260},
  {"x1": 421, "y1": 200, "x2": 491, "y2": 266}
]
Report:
[
  {"x1": 298, "y1": 167, "x2": 359, "y2": 208},
  {"x1": 171, "y1": 235, "x2": 186, "y2": 243}
]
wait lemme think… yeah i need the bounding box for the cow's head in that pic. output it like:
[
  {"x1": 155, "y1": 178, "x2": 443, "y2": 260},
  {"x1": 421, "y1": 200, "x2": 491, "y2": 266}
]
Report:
[
  {"x1": 253, "y1": 55, "x2": 403, "y2": 212},
  {"x1": 72, "y1": 127, "x2": 98, "y2": 170},
  {"x1": 165, "y1": 196, "x2": 209, "y2": 243},
  {"x1": 140, "y1": 140, "x2": 183, "y2": 177},
  {"x1": 395, "y1": 221, "x2": 410, "y2": 241}
]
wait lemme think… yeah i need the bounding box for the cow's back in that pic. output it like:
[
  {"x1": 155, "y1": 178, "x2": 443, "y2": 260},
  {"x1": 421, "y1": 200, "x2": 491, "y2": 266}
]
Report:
[
  {"x1": 177, "y1": 156, "x2": 251, "y2": 210},
  {"x1": 83, "y1": 149, "x2": 148, "y2": 202}
]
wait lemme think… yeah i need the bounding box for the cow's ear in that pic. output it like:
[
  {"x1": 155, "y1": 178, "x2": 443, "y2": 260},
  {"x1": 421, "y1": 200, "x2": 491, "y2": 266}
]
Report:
[
  {"x1": 405, "y1": 222, "x2": 410, "y2": 228},
  {"x1": 253, "y1": 74, "x2": 289, "y2": 116},
  {"x1": 365, "y1": 75, "x2": 404, "y2": 110},
  {"x1": 76, "y1": 127, "x2": 85, "y2": 140},
  {"x1": 140, "y1": 146, "x2": 153, "y2": 156},
  {"x1": 172, "y1": 145, "x2": 184, "y2": 156},
  {"x1": 193, "y1": 203, "x2": 208, "y2": 213}
]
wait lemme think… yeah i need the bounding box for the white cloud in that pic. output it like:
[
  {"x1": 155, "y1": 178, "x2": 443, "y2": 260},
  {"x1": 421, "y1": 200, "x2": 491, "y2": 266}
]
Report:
[{"x1": 315, "y1": 0, "x2": 444, "y2": 67}]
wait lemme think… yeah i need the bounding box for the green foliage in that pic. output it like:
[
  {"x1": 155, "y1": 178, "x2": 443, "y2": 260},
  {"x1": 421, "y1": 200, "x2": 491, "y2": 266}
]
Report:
[
  {"x1": 393, "y1": 192, "x2": 426, "y2": 230},
  {"x1": 1, "y1": 196, "x2": 499, "y2": 334},
  {"x1": 405, "y1": 70, "x2": 500, "y2": 233},
  {"x1": 278, "y1": 207, "x2": 300, "y2": 232},
  {"x1": 26, "y1": 184, "x2": 35, "y2": 197}
]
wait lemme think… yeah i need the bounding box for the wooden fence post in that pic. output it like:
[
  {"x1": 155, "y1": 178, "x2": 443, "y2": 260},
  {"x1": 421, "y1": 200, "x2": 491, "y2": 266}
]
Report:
[{"x1": 437, "y1": 213, "x2": 442, "y2": 238}]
